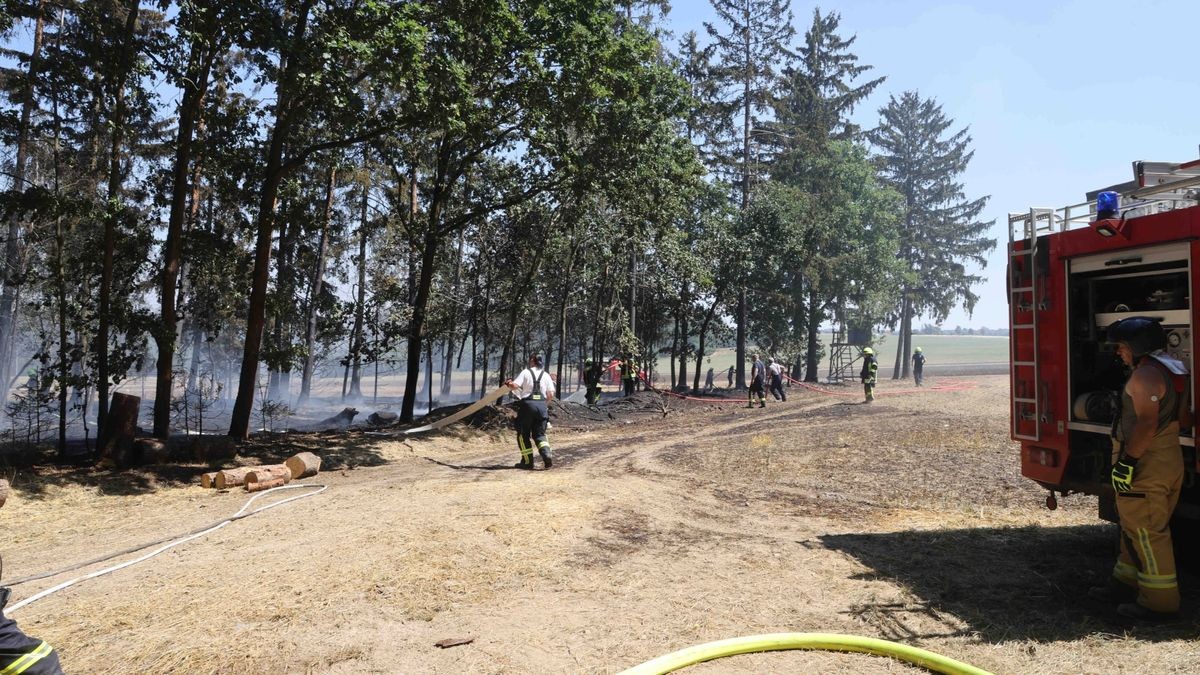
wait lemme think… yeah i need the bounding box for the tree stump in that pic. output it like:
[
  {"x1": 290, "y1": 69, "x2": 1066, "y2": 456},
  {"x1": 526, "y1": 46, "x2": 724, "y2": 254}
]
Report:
[
  {"x1": 245, "y1": 477, "x2": 287, "y2": 493},
  {"x1": 101, "y1": 393, "x2": 141, "y2": 468},
  {"x1": 285, "y1": 452, "x2": 321, "y2": 479},
  {"x1": 245, "y1": 464, "x2": 291, "y2": 485}
]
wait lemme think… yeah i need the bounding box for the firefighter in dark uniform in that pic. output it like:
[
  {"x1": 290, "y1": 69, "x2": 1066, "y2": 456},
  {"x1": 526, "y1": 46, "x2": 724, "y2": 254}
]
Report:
[
  {"x1": 912, "y1": 346, "x2": 926, "y2": 387},
  {"x1": 505, "y1": 354, "x2": 556, "y2": 470},
  {"x1": 747, "y1": 353, "x2": 766, "y2": 408},
  {"x1": 1088, "y1": 317, "x2": 1186, "y2": 621},
  {"x1": 584, "y1": 359, "x2": 603, "y2": 405},
  {"x1": 860, "y1": 347, "x2": 878, "y2": 402},
  {"x1": 0, "y1": 480, "x2": 66, "y2": 674}
]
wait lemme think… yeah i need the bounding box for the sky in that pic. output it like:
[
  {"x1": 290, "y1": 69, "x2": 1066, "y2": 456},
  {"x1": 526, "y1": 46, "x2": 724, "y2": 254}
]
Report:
[{"x1": 665, "y1": 0, "x2": 1200, "y2": 329}]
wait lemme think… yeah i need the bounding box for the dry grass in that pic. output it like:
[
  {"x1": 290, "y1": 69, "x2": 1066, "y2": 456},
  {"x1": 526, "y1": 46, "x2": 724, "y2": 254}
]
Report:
[{"x1": 2, "y1": 375, "x2": 1199, "y2": 673}]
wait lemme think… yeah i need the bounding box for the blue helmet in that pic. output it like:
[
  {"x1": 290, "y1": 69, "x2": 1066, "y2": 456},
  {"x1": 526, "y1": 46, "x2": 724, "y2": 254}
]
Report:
[{"x1": 1107, "y1": 317, "x2": 1166, "y2": 359}]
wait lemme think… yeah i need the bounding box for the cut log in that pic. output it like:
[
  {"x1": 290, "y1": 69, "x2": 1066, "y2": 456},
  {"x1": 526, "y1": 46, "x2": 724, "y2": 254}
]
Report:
[
  {"x1": 214, "y1": 467, "x2": 256, "y2": 490},
  {"x1": 285, "y1": 452, "x2": 321, "y2": 479},
  {"x1": 245, "y1": 464, "x2": 291, "y2": 485},
  {"x1": 192, "y1": 435, "x2": 237, "y2": 462},
  {"x1": 200, "y1": 472, "x2": 219, "y2": 489},
  {"x1": 135, "y1": 438, "x2": 170, "y2": 464},
  {"x1": 0, "y1": 478, "x2": 9, "y2": 509},
  {"x1": 245, "y1": 477, "x2": 287, "y2": 492}
]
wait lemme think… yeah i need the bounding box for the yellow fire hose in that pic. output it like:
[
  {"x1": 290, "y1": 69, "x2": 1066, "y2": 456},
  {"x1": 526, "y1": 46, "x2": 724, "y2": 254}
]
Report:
[{"x1": 617, "y1": 632, "x2": 993, "y2": 675}]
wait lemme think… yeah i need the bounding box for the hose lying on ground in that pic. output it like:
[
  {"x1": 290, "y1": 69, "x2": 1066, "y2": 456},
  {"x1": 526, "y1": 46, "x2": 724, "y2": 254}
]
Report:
[
  {"x1": 617, "y1": 632, "x2": 993, "y2": 675},
  {"x1": 5, "y1": 483, "x2": 327, "y2": 614}
]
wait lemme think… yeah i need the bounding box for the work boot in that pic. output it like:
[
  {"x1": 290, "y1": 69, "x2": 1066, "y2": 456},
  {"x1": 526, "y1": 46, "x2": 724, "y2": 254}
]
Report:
[
  {"x1": 1117, "y1": 602, "x2": 1179, "y2": 623},
  {"x1": 1087, "y1": 581, "x2": 1136, "y2": 604},
  {"x1": 759, "y1": 401, "x2": 766, "y2": 408},
  {"x1": 539, "y1": 447, "x2": 553, "y2": 469},
  {"x1": 514, "y1": 458, "x2": 533, "y2": 470}
]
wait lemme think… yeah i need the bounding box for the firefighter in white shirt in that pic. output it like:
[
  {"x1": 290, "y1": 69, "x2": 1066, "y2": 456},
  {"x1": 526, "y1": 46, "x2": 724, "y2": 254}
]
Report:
[{"x1": 505, "y1": 354, "x2": 556, "y2": 469}]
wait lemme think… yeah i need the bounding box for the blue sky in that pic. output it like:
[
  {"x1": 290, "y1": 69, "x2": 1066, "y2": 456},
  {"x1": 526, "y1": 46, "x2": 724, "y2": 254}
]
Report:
[{"x1": 667, "y1": 0, "x2": 1200, "y2": 329}]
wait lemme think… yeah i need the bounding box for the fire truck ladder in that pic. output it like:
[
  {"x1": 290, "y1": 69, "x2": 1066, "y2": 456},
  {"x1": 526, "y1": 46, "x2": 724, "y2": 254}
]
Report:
[{"x1": 1008, "y1": 208, "x2": 1058, "y2": 442}]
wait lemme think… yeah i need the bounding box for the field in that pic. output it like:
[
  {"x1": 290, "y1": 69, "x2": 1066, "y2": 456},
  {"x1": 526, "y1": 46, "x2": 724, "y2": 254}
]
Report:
[
  {"x1": 657, "y1": 334, "x2": 1009, "y2": 380},
  {"x1": 2, "y1": 373, "x2": 1196, "y2": 674}
]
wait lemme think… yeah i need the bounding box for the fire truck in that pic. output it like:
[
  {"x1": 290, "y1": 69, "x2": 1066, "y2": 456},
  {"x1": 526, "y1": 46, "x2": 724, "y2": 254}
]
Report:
[{"x1": 1009, "y1": 158, "x2": 1200, "y2": 524}]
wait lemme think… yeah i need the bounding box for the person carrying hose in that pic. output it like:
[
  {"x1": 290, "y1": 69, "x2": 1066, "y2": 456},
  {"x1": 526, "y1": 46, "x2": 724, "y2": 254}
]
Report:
[
  {"x1": 0, "y1": 480, "x2": 66, "y2": 674},
  {"x1": 505, "y1": 354, "x2": 556, "y2": 470},
  {"x1": 860, "y1": 347, "x2": 878, "y2": 403}
]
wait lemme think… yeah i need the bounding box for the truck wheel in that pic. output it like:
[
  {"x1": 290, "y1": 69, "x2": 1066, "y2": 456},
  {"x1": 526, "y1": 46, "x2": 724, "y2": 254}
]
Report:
[{"x1": 1045, "y1": 493, "x2": 1057, "y2": 510}]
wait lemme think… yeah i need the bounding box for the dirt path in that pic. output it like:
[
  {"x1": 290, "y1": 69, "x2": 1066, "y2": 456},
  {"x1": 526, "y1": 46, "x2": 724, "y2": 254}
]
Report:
[{"x1": 2, "y1": 375, "x2": 1197, "y2": 673}]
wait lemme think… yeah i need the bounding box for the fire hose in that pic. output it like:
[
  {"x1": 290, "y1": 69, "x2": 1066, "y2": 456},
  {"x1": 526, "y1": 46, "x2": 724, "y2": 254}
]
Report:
[
  {"x1": 3, "y1": 483, "x2": 327, "y2": 614},
  {"x1": 617, "y1": 632, "x2": 992, "y2": 675}
]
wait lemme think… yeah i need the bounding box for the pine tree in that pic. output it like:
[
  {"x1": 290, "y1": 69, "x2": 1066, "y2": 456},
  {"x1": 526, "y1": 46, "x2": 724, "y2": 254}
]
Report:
[
  {"x1": 704, "y1": 0, "x2": 794, "y2": 388},
  {"x1": 768, "y1": 9, "x2": 887, "y2": 381},
  {"x1": 868, "y1": 91, "x2": 995, "y2": 379}
]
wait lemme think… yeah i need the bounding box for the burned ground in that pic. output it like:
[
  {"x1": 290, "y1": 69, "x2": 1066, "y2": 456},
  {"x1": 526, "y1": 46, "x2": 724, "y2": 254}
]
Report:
[{"x1": 1, "y1": 374, "x2": 1198, "y2": 673}]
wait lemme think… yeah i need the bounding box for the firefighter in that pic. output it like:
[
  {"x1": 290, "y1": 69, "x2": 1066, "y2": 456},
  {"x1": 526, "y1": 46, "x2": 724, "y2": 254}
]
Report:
[
  {"x1": 703, "y1": 367, "x2": 715, "y2": 394},
  {"x1": 747, "y1": 353, "x2": 766, "y2": 408},
  {"x1": 860, "y1": 347, "x2": 878, "y2": 402},
  {"x1": 0, "y1": 481, "x2": 66, "y2": 674},
  {"x1": 768, "y1": 358, "x2": 786, "y2": 401},
  {"x1": 505, "y1": 354, "x2": 556, "y2": 470},
  {"x1": 1088, "y1": 317, "x2": 1186, "y2": 621},
  {"x1": 726, "y1": 365, "x2": 734, "y2": 389},
  {"x1": 583, "y1": 359, "x2": 603, "y2": 405},
  {"x1": 912, "y1": 346, "x2": 926, "y2": 387},
  {"x1": 621, "y1": 354, "x2": 637, "y2": 397}
]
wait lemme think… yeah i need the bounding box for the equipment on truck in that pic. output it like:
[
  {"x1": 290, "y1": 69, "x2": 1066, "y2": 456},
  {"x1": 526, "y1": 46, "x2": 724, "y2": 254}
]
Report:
[{"x1": 1008, "y1": 156, "x2": 1200, "y2": 519}]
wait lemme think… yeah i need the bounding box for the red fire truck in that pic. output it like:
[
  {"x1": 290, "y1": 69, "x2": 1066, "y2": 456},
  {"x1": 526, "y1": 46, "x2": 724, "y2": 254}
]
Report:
[{"x1": 1009, "y1": 158, "x2": 1200, "y2": 523}]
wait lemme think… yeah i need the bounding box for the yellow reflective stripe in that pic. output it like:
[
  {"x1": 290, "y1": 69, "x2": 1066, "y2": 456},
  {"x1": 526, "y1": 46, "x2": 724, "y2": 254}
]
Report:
[
  {"x1": 537, "y1": 441, "x2": 550, "y2": 449},
  {"x1": 1, "y1": 641, "x2": 52, "y2": 675},
  {"x1": 1137, "y1": 572, "x2": 1178, "y2": 589},
  {"x1": 1137, "y1": 528, "x2": 1159, "y2": 575},
  {"x1": 1113, "y1": 561, "x2": 1138, "y2": 583},
  {"x1": 517, "y1": 436, "x2": 531, "y2": 459}
]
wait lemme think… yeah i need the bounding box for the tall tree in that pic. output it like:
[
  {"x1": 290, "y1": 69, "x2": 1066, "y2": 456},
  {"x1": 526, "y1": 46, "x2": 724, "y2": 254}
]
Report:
[
  {"x1": 227, "y1": 1, "x2": 423, "y2": 439},
  {"x1": 0, "y1": 0, "x2": 47, "y2": 395},
  {"x1": 868, "y1": 91, "x2": 995, "y2": 379},
  {"x1": 151, "y1": 0, "x2": 240, "y2": 437},
  {"x1": 767, "y1": 8, "x2": 885, "y2": 380},
  {"x1": 704, "y1": 0, "x2": 793, "y2": 388}
]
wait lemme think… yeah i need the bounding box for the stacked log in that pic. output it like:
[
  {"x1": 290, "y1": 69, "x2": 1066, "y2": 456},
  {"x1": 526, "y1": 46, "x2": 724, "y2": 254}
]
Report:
[
  {"x1": 285, "y1": 452, "x2": 321, "y2": 479},
  {"x1": 214, "y1": 467, "x2": 257, "y2": 490},
  {"x1": 246, "y1": 477, "x2": 288, "y2": 493},
  {"x1": 245, "y1": 464, "x2": 291, "y2": 485},
  {"x1": 0, "y1": 478, "x2": 9, "y2": 509},
  {"x1": 200, "y1": 454, "x2": 320, "y2": 490}
]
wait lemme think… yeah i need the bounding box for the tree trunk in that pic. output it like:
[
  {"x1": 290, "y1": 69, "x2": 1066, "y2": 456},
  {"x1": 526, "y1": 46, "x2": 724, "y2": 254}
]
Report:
[
  {"x1": 677, "y1": 285, "x2": 689, "y2": 389},
  {"x1": 228, "y1": 1, "x2": 315, "y2": 439},
  {"x1": 300, "y1": 165, "x2": 336, "y2": 404},
  {"x1": 893, "y1": 292, "x2": 911, "y2": 379},
  {"x1": 153, "y1": 37, "x2": 213, "y2": 437},
  {"x1": 97, "y1": 1, "x2": 141, "y2": 445},
  {"x1": 400, "y1": 198, "x2": 443, "y2": 422},
  {"x1": 804, "y1": 290, "x2": 822, "y2": 382},
  {"x1": 0, "y1": 0, "x2": 46, "y2": 396},
  {"x1": 347, "y1": 184, "x2": 369, "y2": 400}
]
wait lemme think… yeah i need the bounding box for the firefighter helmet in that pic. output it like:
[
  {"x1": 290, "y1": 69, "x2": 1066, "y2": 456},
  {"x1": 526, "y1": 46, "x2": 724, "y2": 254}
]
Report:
[
  {"x1": 1106, "y1": 317, "x2": 1166, "y2": 358},
  {"x1": 862, "y1": 347, "x2": 874, "y2": 355},
  {"x1": 915, "y1": 346, "x2": 922, "y2": 353}
]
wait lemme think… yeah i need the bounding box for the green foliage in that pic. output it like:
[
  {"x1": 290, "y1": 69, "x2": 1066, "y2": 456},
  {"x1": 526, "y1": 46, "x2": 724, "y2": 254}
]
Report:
[{"x1": 869, "y1": 91, "x2": 996, "y2": 321}]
